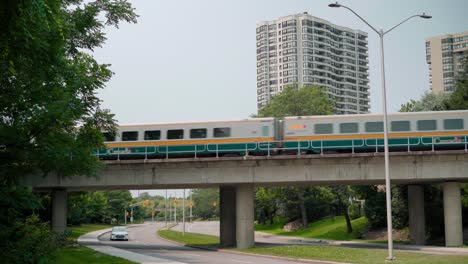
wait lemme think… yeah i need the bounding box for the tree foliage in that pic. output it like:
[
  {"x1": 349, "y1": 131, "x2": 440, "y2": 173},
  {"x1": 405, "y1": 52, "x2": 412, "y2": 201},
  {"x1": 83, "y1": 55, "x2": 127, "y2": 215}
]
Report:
[
  {"x1": 0, "y1": 0, "x2": 137, "y2": 262},
  {"x1": 399, "y1": 92, "x2": 449, "y2": 112},
  {"x1": 257, "y1": 85, "x2": 334, "y2": 118},
  {"x1": 191, "y1": 189, "x2": 219, "y2": 220}
]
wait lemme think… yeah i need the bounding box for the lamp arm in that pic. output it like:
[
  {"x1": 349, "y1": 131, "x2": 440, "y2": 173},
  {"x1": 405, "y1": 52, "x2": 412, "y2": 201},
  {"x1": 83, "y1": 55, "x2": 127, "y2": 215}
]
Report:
[
  {"x1": 339, "y1": 4, "x2": 380, "y2": 35},
  {"x1": 383, "y1": 15, "x2": 420, "y2": 35}
]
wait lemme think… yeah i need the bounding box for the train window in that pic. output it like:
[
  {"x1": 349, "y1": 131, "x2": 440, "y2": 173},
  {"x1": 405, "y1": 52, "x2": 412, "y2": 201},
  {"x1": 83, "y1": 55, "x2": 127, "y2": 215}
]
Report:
[
  {"x1": 315, "y1": 123, "x2": 333, "y2": 134},
  {"x1": 339, "y1": 123, "x2": 358, "y2": 133},
  {"x1": 391, "y1": 121, "x2": 410, "y2": 132},
  {"x1": 214, "y1": 127, "x2": 231, "y2": 138},
  {"x1": 417, "y1": 120, "x2": 437, "y2": 131},
  {"x1": 443, "y1": 119, "x2": 464, "y2": 130},
  {"x1": 365, "y1": 122, "x2": 383, "y2": 132},
  {"x1": 144, "y1": 130, "x2": 161, "y2": 140},
  {"x1": 167, "y1": 129, "x2": 184, "y2": 139},
  {"x1": 102, "y1": 132, "x2": 115, "y2": 142},
  {"x1": 190, "y1": 128, "x2": 207, "y2": 139},
  {"x1": 122, "y1": 131, "x2": 138, "y2": 141}
]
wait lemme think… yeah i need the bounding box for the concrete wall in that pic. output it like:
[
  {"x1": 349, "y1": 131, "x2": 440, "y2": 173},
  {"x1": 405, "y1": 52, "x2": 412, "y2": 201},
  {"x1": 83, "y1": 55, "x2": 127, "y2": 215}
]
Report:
[{"x1": 23, "y1": 152, "x2": 468, "y2": 191}]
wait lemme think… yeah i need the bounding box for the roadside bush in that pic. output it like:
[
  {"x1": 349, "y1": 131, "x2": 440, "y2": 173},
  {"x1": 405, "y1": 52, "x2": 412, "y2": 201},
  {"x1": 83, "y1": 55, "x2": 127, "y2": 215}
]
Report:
[
  {"x1": 351, "y1": 217, "x2": 370, "y2": 239},
  {"x1": 1, "y1": 214, "x2": 58, "y2": 264},
  {"x1": 348, "y1": 202, "x2": 362, "y2": 220}
]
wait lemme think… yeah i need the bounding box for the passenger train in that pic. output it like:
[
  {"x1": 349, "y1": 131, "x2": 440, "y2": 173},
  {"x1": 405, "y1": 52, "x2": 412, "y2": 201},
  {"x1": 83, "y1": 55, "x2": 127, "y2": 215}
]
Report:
[{"x1": 95, "y1": 110, "x2": 468, "y2": 159}]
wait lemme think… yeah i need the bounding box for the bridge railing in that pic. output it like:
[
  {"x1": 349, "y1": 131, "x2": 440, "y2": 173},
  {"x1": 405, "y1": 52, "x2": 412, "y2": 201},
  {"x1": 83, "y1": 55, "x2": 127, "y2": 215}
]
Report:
[{"x1": 93, "y1": 135, "x2": 468, "y2": 160}]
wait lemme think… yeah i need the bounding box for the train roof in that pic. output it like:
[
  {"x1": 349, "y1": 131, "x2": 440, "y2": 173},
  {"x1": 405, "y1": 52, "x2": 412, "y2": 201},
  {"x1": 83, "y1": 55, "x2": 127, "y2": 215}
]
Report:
[
  {"x1": 284, "y1": 110, "x2": 468, "y2": 120},
  {"x1": 116, "y1": 111, "x2": 468, "y2": 128},
  {"x1": 118, "y1": 117, "x2": 275, "y2": 128}
]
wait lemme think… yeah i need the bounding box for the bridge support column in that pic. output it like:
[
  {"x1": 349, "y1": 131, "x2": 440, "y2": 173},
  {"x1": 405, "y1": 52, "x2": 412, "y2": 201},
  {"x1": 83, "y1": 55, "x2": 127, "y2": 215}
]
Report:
[
  {"x1": 51, "y1": 189, "x2": 67, "y2": 233},
  {"x1": 443, "y1": 182, "x2": 463, "y2": 247},
  {"x1": 236, "y1": 184, "x2": 254, "y2": 249},
  {"x1": 408, "y1": 185, "x2": 425, "y2": 245},
  {"x1": 220, "y1": 186, "x2": 236, "y2": 247}
]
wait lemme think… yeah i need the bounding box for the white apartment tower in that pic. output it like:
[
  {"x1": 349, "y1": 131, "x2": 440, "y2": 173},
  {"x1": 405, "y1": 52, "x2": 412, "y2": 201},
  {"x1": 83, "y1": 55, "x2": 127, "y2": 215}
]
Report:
[{"x1": 256, "y1": 12, "x2": 370, "y2": 114}]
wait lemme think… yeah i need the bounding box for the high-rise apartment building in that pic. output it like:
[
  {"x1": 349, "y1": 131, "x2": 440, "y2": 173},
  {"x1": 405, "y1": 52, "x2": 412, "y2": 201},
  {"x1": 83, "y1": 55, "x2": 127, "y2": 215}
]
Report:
[
  {"x1": 256, "y1": 12, "x2": 370, "y2": 114},
  {"x1": 426, "y1": 31, "x2": 468, "y2": 93}
]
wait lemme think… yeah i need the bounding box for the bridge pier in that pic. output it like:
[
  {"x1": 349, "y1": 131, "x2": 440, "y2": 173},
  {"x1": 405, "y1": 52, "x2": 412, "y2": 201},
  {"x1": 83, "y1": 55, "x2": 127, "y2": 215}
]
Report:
[
  {"x1": 51, "y1": 189, "x2": 67, "y2": 232},
  {"x1": 220, "y1": 186, "x2": 236, "y2": 247},
  {"x1": 235, "y1": 184, "x2": 255, "y2": 249},
  {"x1": 408, "y1": 185, "x2": 425, "y2": 245},
  {"x1": 443, "y1": 182, "x2": 463, "y2": 247}
]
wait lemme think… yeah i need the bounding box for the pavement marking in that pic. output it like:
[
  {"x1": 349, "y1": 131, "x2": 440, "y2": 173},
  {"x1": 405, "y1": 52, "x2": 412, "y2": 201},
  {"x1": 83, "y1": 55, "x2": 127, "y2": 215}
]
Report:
[
  {"x1": 231, "y1": 260, "x2": 253, "y2": 264},
  {"x1": 183, "y1": 253, "x2": 201, "y2": 257}
]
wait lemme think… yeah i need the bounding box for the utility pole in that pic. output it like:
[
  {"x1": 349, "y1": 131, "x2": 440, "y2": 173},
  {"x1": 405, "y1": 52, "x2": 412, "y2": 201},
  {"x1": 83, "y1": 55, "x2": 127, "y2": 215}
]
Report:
[
  {"x1": 165, "y1": 189, "x2": 168, "y2": 228},
  {"x1": 183, "y1": 189, "x2": 186, "y2": 236},
  {"x1": 174, "y1": 191, "x2": 177, "y2": 223},
  {"x1": 189, "y1": 189, "x2": 193, "y2": 223}
]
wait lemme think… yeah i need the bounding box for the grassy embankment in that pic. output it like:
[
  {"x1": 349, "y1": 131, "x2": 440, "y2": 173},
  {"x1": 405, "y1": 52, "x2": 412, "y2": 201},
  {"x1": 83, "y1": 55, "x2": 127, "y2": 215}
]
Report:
[
  {"x1": 256, "y1": 216, "x2": 370, "y2": 241},
  {"x1": 159, "y1": 217, "x2": 468, "y2": 264},
  {"x1": 158, "y1": 229, "x2": 219, "y2": 247},
  {"x1": 52, "y1": 224, "x2": 136, "y2": 264},
  {"x1": 159, "y1": 228, "x2": 468, "y2": 264}
]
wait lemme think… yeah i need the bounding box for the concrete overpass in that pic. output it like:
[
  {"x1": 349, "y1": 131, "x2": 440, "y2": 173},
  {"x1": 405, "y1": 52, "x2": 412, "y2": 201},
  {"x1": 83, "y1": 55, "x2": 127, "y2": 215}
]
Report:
[{"x1": 22, "y1": 150, "x2": 468, "y2": 248}]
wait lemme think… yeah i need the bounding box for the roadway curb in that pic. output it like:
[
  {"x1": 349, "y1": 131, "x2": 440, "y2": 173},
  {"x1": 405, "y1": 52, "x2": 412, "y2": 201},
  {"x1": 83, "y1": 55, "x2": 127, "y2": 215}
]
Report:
[{"x1": 157, "y1": 228, "x2": 350, "y2": 264}]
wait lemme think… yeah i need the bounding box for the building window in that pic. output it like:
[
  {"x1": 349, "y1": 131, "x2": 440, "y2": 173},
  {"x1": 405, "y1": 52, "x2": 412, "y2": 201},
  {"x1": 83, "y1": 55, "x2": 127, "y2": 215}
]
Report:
[
  {"x1": 122, "y1": 131, "x2": 138, "y2": 141},
  {"x1": 167, "y1": 129, "x2": 184, "y2": 139},
  {"x1": 144, "y1": 130, "x2": 161, "y2": 140}
]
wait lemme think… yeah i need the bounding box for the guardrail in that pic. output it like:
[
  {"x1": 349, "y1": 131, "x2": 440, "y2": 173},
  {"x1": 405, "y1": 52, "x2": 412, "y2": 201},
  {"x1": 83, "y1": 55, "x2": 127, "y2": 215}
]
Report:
[{"x1": 93, "y1": 135, "x2": 468, "y2": 160}]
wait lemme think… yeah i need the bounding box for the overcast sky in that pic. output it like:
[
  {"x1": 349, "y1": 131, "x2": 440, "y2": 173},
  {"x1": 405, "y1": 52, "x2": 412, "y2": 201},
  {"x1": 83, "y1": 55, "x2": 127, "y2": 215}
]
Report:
[{"x1": 92, "y1": 0, "x2": 468, "y2": 197}]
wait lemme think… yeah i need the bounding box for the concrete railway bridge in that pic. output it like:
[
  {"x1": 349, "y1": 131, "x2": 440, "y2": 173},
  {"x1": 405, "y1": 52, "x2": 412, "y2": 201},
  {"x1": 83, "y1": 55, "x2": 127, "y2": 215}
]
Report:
[{"x1": 22, "y1": 150, "x2": 468, "y2": 248}]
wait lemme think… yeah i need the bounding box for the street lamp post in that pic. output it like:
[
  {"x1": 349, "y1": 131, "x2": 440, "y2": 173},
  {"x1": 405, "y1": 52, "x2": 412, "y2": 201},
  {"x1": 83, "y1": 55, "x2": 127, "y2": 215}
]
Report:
[{"x1": 328, "y1": 2, "x2": 431, "y2": 261}]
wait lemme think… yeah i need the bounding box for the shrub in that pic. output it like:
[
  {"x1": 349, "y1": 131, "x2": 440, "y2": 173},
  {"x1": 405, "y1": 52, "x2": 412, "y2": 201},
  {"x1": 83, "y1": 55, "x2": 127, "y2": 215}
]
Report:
[{"x1": 0, "y1": 214, "x2": 58, "y2": 263}]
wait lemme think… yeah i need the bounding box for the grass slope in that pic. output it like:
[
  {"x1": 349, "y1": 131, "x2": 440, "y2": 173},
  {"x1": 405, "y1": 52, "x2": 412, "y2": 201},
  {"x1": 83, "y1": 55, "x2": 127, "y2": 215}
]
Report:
[
  {"x1": 68, "y1": 223, "x2": 112, "y2": 240},
  {"x1": 239, "y1": 245, "x2": 468, "y2": 264},
  {"x1": 158, "y1": 229, "x2": 219, "y2": 247},
  {"x1": 53, "y1": 246, "x2": 135, "y2": 264},
  {"x1": 256, "y1": 216, "x2": 369, "y2": 240},
  {"x1": 52, "y1": 224, "x2": 135, "y2": 264}
]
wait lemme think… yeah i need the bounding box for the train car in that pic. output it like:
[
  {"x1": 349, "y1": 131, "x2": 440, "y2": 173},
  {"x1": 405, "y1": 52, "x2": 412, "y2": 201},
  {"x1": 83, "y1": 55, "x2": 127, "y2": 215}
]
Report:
[
  {"x1": 95, "y1": 118, "x2": 275, "y2": 159},
  {"x1": 283, "y1": 110, "x2": 468, "y2": 154}
]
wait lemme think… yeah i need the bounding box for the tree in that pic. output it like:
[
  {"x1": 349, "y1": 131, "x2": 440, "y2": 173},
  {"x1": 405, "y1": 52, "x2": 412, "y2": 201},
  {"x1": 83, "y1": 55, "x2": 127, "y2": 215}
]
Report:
[
  {"x1": 191, "y1": 189, "x2": 219, "y2": 220},
  {"x1": 446, "y1": 56, "x2": 468, "y2": 110},
  {"x1": 255, "y1": 187, "x2": 279, "y2": 225},
  {"x1": 256, "y1": 85, "x2": 334, "y2": 227},
  {"x1": 0, "y1": 0, "x2": 137, "y2": 261},
  {"x1": 399, "y1": 92, "x2": 449, "y2": 112},
  {"x1": 258, "y1": 85, "x2": 334, "y2": 117},
  {"x1": 332, "y1": 186, "x2": 353, "y2": 233}
]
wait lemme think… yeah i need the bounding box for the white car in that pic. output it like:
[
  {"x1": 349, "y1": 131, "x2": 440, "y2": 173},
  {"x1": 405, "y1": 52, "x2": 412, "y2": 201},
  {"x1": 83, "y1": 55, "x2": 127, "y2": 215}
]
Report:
[{"x1": 110, "y1": 226, "x2": 129, "y2": 241}]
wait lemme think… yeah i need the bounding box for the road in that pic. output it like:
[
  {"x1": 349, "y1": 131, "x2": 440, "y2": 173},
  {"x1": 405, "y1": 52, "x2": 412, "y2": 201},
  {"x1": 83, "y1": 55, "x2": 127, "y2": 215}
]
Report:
[{"x1": 98, "y1": 222, "x2": 319, "y2": 264}]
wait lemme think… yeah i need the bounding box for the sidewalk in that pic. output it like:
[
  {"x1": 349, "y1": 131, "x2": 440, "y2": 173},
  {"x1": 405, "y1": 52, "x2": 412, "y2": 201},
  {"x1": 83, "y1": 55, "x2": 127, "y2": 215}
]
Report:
[{"x1": 77, "y1": 224, "x2": 186, "y2": 264}]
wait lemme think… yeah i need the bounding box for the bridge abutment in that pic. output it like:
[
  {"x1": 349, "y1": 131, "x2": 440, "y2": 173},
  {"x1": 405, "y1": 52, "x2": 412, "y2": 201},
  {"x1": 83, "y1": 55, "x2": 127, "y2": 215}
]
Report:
[
  {"x1": 220, "y1": 186, "x2": 236, "y2": 247},
  {"x1": 51, "y1": 189, "x2": 67, "y2": 232},
  {"x1": 443, "y1": 182, "x2": 463, "y2": 247},
  {"x1": 408, "y1": 185, "x2": 425, "y2": 245},
  {"x1": 235, "y1": 184, "x2": 255, "y2": 249}
]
